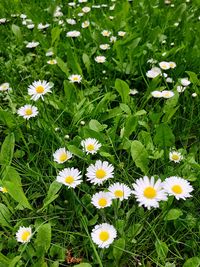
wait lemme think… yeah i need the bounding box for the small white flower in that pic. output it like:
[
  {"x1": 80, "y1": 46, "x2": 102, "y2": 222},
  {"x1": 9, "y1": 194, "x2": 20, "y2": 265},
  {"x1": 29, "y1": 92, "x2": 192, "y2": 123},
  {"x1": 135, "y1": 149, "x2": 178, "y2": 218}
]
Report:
[
  {"x1": 110, "y1": 36, "x2": 117, "y2": 43},
  {"x1": 47, "y1": 59, "x2": 57, "y2": 65},
  {"x1": 68, "y1": 74, "x2": 82, "y2": 83},
  {"x1": 78, "y1": 12, "x2": 84, "y2": 16},
  {"x1": 0, "y1": 18, "x2": 6, "y2": 24},
  {"x1": 118, "y1": 31, "x2": 126, "y2": 37},
  {"x1": 28, "y1": 80, "x2": 53, "y2": 101},
  {"x1": 91, "y1": 223, "x2": 117, "y2": 248},
  {"x1": 161, "y1": 90, "x2": 174, "y2": 98},
  {"x1": 108, "y1": 182, "x2": 132, "y2": 200},
  {"x1": 26, "y1": 41, "x2": 39, "y2": 48},
  {"x1": 82, "y1": 6, "x2": 91, "y2": 13},
  {"x1": 166, "y1": 77, "x2": 173, "y2": 83},
  {"x1": 129, "y1": 89, "x2": 138, "y2": 95},
  {"x1": 151, "y1": 91, "x2": 163, "y2": 98},
  {"x1": 68, "y1": 2, "x2": 76, "y2": 7},
  {"x1": 169, "y1": 61, "x2": 176, "y2": 69},
  {"x1": 109, "y1": 16, "x2": 114, "y2": 20},
  {"x1": 169, "y1": 151, "x2": 183, "y2": 163},
  {"x1": 56, "y1": 167, "x2": 82, "y2": 188},
  {"x1": 17, "y1": 104, "x2": 38, "y2": 120},
  {"x1": 192, "y1": 92, "x2": 197, "y2": 97},
  {"x1": 0, "y1": 187, "x2": 8, "y2": 193},
  {"x1": 27, "y1": 24, "x2": 35, "y2": 29},
  {"x1": 132, "y1": 176, "x2": 167, "y2": 210},
  {"x1": 0, "y1": 82, "x2": 11, "y2": 92},
  {"x1": 146, "y1": 67, "x2": 161, "y2": 78},
  {"x1": 81, "y1": 20, "x2": 90, "y2": 28},
  {"x1": 180, "y1": 78, "x2": 191, "y2": 87},
  {"x1": 95, "y1": 56, "x2": 106, "y2": 63},
  {"x1": 159, "y1": 61, "x2": 170, "y2": 70},
  {"x1": 20, "y1": 14, "x2": 27, "y2": 19},
  {"x1": 37, "y1": 23, "x2": 50, "y2": 30},
  {"x1": 53, "y1": 148, "x2": 72, "y2": 164},
  {"x1": 86, "y1": 160, "x2": 114, "y2": 185},
  {"x1": 99, "y1": 44, "x2": 110, "y2": 50},
  {"x1": 16, "y1": 226, "x2": 32, "y2": 243},
  {"x1": 81, "y1": 138, "x2": 101, "y2": 154},
  {"x1": 177, "y1": 85, "x2": 186, "y2": 93},
  {"x1": 46, "y1": 51, "x2": 54, "y2": 57},
  {"x1": 91, "y1": 191, "x2": 112, "y2": 209},
  {"x1": 66, "y1": 19, "x2": 76, "y2": 25},
  {"x1": 101, "y1": 30, "x2": 111, "y2": 37},
  {"x1": 79, "y1": 0, "x2": 88, "y2": 2},
  {"x1": 174, "y1": 22, "x2": 179, "y2": 26},
  {"x1": 162, "y1": 176, "x2": 193, "y2": 200},
  {"x1": 66, "y1": 30, "x2": 81, "y2": 37}
]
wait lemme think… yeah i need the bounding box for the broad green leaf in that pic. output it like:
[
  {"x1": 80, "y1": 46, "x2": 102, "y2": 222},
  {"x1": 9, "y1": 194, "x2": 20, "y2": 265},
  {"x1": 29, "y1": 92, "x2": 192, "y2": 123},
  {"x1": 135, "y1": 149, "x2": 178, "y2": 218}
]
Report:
[
  {"x1": 123, "y1": 115, "x2": 138, "y2": 138},
  {"x1": 9, "y1": 256, "x2": 21, "y2": 267},
  {"x1": 66, "y1": 43, "x2": 82, "y2": 74},
  {"x1": 89, "y1": 120, "x2": 107, "y2": 132},
  {"x1": 0, "y1": 252, "x2": 10, "y2": 266},
  {"x1": 82, "y1": 53, "x2": 91, "y2": 74},
  {"x1": 11, "y1": 24, "x2": 22, "y2": 42},
  {"x1": 154, "y1": 123, "x2": 175, "y2": 148},
  {"x1": 165, "y1": 209, "x2": 183, "y2": 221},
  {"x1": 131, "y1": 140, "x2": 149, "y2": 174},
  {"x1": 186, "y1": 71, "x2": 200, "y2": 86},
  {"x1": 74, "y1": 263, "x2": 92, "y2": 267},
  {"x1": 67, "y1": 145, "x2": 84, "y2": 159},
  {"x1": 35, "y1": 223, "x2": 52, "y2": 254},
  {"x1": 0, "y1": 110, "x2": 15, "y2": 128},
  {"x1": 134, "y1": 110, "x2": 147, "y2": 116},
  {"x1": 2, "y1": 166, "x2": 32, "y2": 210},
  {"x1": 0, "y1": 133, "x2": 15, "y2": 166},
  {"x1": 155, "y1": 239, "x2": 168, "y2": 261},
  {"x1": 51, "y1": 27, "x2": 62, "y2": 46},
  {"x1": 0, "y1": 203, "x2": 11, "y2": 228},
  {"x1": 64, "y1": 80, "x2": 75, "y2": 101},
  {"x1": 41, "y1": 181, "x2": 62, "y2": 211},
  {"x1": 115, "y1": 79, "x2": 130, "y2": 103},
  {"x1": 113, "y1": 238, "x2": 125, "y2": 263},
  {"x1": 183, "y1": 257, "x2": 200, "y2": 267},
  {"x1": 56, "y1": 57, "x2": 69, "y2": 76}
]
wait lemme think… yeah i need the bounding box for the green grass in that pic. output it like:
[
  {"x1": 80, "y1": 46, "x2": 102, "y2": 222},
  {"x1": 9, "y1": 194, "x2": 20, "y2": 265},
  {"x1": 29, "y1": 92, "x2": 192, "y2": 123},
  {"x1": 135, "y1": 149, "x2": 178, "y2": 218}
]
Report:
[{"x1": 0, "y1": 0, "x2": 200, "y2": 266}]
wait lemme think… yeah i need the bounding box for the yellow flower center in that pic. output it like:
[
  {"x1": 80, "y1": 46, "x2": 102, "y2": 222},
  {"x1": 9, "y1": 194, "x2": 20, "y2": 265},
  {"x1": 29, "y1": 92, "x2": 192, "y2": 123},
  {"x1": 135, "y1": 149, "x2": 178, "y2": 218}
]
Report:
[
  {"x1": 114, "y1": 190, "x2": 124, "y2": 198},
  {"x1": 171, "y1": 154, "x2": 179, "y2": 161},
  {"x1": 143, "y1": 186, "x2": 157, "y2": 199},
  {"x1": 96, "y1": 169, "x2": 106, "y2": 179},
  {"x1": 59, "y1": 153, "x2": 68, "y2": 162},
  {"x1": 25, "y1": 108, "x2": 33, "y2": 115},
  {"x1": 98, "y1": 198, "x2": 107, "y2": 207},
  {"x1": 73, "y1": 77, "x2": 79, "y2": 81},
  {"x1": 86, "y1": 144, "x2": 95, "y2": 151},
  {"x1": 99, "y1": 231, "x2": 109, "y2": 242},
  {"x1": 48, "y1": 60, "x2": 54, "y2": 64},
  {"x1": 36, "y1": 85, "x2": 45, "y2": 93},
  {"x1": 1, "y1": 187, "x2": 8, "y2": 193},
  {"x1": 65, "y1": 176, "x2": 74, "y2": 184},
  {"x1": 172, "y1": 185, "x2": 182, "y2": 194},
  {"x1": 21, "y1": 231, "x2": 31, "y2": 242}
]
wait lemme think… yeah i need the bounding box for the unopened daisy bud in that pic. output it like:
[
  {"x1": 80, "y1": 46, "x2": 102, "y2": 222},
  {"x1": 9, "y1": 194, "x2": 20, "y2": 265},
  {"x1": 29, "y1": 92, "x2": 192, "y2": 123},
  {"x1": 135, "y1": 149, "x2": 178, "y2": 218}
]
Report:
[
  {"x1": 192, "y1": 93, "x2": 197, "y2": 97},
  {"x1": 80, "y1": 120, "x2": 85, "y2": 125},
  {"x1": 64, "y1": 134, "x2": 70, "y2": 139}
]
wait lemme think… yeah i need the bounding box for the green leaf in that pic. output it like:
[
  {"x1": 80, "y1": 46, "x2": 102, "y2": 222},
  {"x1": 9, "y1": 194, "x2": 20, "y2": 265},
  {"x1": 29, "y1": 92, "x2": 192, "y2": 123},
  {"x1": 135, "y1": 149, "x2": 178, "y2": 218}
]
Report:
[
  {"x1": 165, "y1": 209, "x2": 183, "y2": 221},
  {"x1": 89, "y1": 120, "x2": 107, "y2": 132},
  {"x1": 155, "y1": 239, "x2": 168, "y2": 261},
  {"x1": 0, "y1": 133, "x2": 15, "y2": 166},
  {"x1": 186, "y1": 71, "x2": 200, "y2": 86},
  {"x1": 0, "y1": 203, "x2": 11, "y2": 228},
  {"x1": 115, "y1": 79, "x2": 130, "y2": 103},
  {"x1": 56, "y1": 57, "x2": 69, "y2": 76},
  {"x1": 123, "y1": 115, "x2": 138, "y2": 138},
  {"x1": 154, "y1": 123, "x2": 175, "y2": 148},
  {"x1": 63, "y1": 80, "x2": 75, "y2": 101},
  {"x1": 51, "y1": 27, "x2": 62, "y2": 46},
  {"x1": 66, "y1": 43, "x2": 82, "y2": 74},
  {"x1": 113, "y1": 238, "x2": 125, "y2": 263},
  {"x1": 35, "y1": 223, "x2": 52, "y2": 255},
  {"x1": 41, "y1": 181, "x2": 62, "y2": 211},
  {"x1": 9, "y1": 256, "x2": 21, "y2": 267},
  {"x1": 2, "y1": 166, "x2": 32, "y2": 210},
  {"x1": 67, "y1": 145, "x2": 84, "y2": 159},
  {"x1": 131, "y1": 140, "x2": 149, "y2": 174},
  {"x1": 74, "y1": 264, "x2": 92, "y2": 267},
  {"x1": 0, "y1": 110, "x2": 15, "y2": 128},
  {"x1": 82, "y1": 53, "x2": 91, "y2": 74},
  {"x1": 0, "y1": 252, "x2": 10, "y2": 266},
  {"x1": 11, "y1": 24, "x2": 22, "y2": 42},
  {"x1": 183, "y1": 257, "x2": 200, "y2": 267}
]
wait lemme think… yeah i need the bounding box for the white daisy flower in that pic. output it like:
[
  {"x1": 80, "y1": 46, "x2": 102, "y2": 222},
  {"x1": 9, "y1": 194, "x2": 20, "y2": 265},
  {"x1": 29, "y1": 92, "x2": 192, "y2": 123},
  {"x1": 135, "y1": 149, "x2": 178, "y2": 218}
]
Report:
[
  {"x1": 37, "y1": 23, "x2": 50, "y2": 30},
  {"x1": 86, "y1": 160, "x2": 114, "y2": 185},
  {"x1": 0, "y1": 82, "x2": 11, "y2": 92},
  {"x1": 159, "y1": 61, "x2": 170, "y2": 70},
  {"x1": 26, "y1": 41, "x2": 39, "y2": 48},
  {"x1": 162, "y1": 176, "x2": 193, "y2": 200},
  {"x1": 192, "y1": 93, "x2": 197, "y2": 97},
  {"x1": 91, "y1": 191, "x2": 112, "y2": 209},
  {"x1": 151, "y1": 91, "x2": 163, "y2": 98},
  {"x1": 95, "y1": 56, "x2": 106, "y2": 63},
  {"x1": 81, "y1": 138, "x2": 101, "y2": 154},
  {"x1": 101, "y1": 30, "x2": 111, "y2": 37},
  {"x1": 66, "y1": 18, "x2": 76, "y2": 25},
  {"x1": 0, "y1": 18, "x2": 6, "y2": 24},
  {"x1": 68, "y1": 74, "x2": 82, "y2": 83},
  {"x1": 180, "y1": 78, "x2": 191, "y2": 87},
  {"x1": 82, "y1": 6, "x2": 91, "y2": 13},
  {"x1": 161, "y1": 90, "x2": 174, "y2": 98},
  {"x1": 146, "y1": 67, "x2": 161, "y2": 78},
  {"x1": 79, "y1": 0, "x2": 88, "y2": 3},
  {"x1": 78, "y1": 12, "x2": 84, "y2": 17},
  {"x1": 108, "y1": 182, "x2": 132, "y2": 200},
  {"x1": 91, "y1": 223, "x2": 117, "y2": 248},
  {"x1": 56, "y1": 167, "x2": 82, "y2": 188},
  {"x1": 110, "y1": 36, "x2": 117, "y2": 43},
  {"x1": 99, "y1": 44, "x2": 110, "y2": 50},
  {"x1": 129, "y1": 89, "x2": 138, "y2": 95},
  {"x1": 46, "y1": 51, "x2": 54, "y2": 57},
  {"x1": 118, "y1": 31, "x2": 126, "y2": 37},
  {"x1": 53, "y1": 148, "x2": 72, "y2": 164},
  {"x1": 47, "y1": 59, "x2": 57, "y2": 65},
  {"x1": 169, "y1": 61, "x2": 176, "y2": 69},
  {"x1": 16, "y1": 226, "x2": 32, "y2": 243},
  {"x1": 27, "y1": 24, "x2": 35, "y2": 29},
  {"x1": 166, "y1": 77, "x2": 173, "y2": 83},
  {"x1": 169, "y1": 151, "x2": 183, "y2": 163},
  {"x1": 17, "y1": 104, "x2": 38, "y2": 120},
  {"x1": 66, "y1": 30, "x2": 81, "y2": 37},
  {"x1": 68, "y1": 2, "x2": 76, "y2": 7},
  {"x1": 20, "y1": 14, "x2": 27, "y2": 19},
  {"x1": 81, "y1": 20, "x2": 90, "y2": 28},
  {"x1": 28, "y1": 80, "x2": 53, "y2": 101},
  {"x1": 0, "y1": 187, "x2": 8, "y2": 193},
  {"x1": 132, "y1": 176, "x2": 167, "y2": 210},
  {"x1": 177, "y1": 85, "x2": 186, "y2": 93}
]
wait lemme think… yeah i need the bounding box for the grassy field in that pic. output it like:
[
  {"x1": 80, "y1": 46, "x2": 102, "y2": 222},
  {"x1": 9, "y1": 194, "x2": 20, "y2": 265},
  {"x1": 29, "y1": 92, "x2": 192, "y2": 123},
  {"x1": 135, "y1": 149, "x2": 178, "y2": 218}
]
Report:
[{"x1": 0, "y1": 0, "x2": 200, "y2": 266}]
